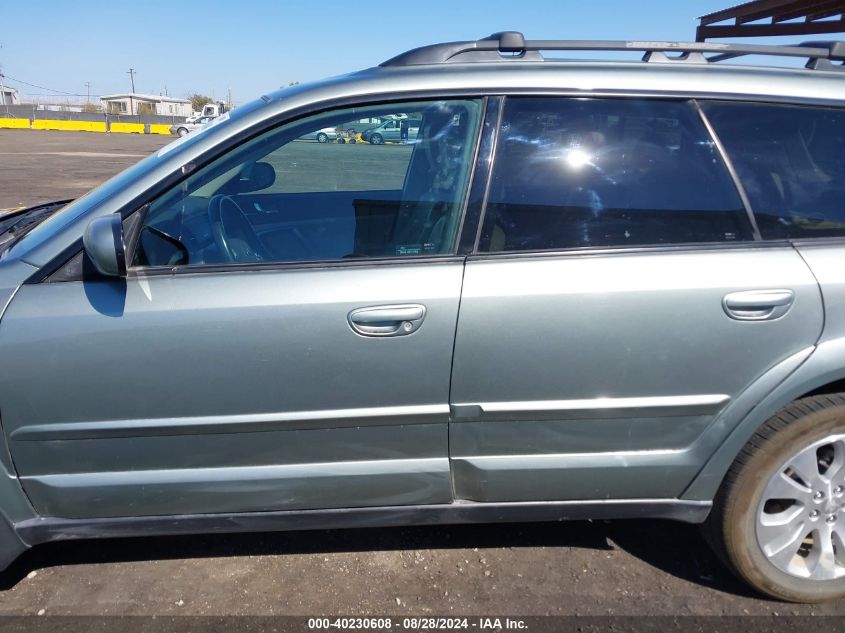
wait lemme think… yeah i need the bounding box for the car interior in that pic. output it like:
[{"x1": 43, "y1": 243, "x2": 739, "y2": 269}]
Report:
[
  {"x1": 703, "y1": 103, "x2": 845, "y2": 240},
  {"x1": 480, "y1": 98, "x2": 753, "y2": 252},
  {"x1": 133, "y1": 101, "x2": 480, "y2": 267}
]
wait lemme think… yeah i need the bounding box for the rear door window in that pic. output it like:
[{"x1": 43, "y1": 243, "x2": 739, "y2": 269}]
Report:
[
  {"x1": 702, "y1": 102, "x2": 845, "y2": 240},
  {"x1": 478, "y1": 97, "x2": 752, "y2": 252}
]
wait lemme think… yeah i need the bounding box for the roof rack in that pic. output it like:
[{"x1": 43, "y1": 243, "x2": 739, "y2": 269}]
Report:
[{"x1": 380, "y1": 31, "x2": 845, "y2": 72}]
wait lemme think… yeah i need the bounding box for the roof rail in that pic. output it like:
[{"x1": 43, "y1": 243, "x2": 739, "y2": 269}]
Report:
[{"x1": 380, "y1": 31, "x2": 845, "y2": 72}]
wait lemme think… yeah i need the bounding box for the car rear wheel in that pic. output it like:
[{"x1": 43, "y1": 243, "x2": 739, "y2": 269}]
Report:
[
  {"x1": 704, "y1": 395, "x2": 845, "y2": 602},
  {"x1": 369, "y1": 133, "x2": 383, "y2": 145},
  {"x1": 316, "y1": 132, "x2": 329, "y2": 143},
  {"x1": 176, "y1": 127, "x2": 189, "y2": 137}
]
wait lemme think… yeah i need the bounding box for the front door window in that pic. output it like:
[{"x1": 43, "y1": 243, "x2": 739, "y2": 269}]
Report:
[{"x1": 133, "y1": 99, "x2": 483, "y2": 267}]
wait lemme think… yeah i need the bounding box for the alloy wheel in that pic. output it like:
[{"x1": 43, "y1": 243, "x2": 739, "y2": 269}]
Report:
[{"x1": 756, "y1": 434, "x2": 845, "y2": 580}]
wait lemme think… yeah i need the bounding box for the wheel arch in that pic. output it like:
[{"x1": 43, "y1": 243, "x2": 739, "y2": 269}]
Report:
[
  {"x1": 0, "y1": 416, "x2": 36, "y2": 570},
  {"x1": 683, "y1": 337, "x2": 845, "y2": 501}
]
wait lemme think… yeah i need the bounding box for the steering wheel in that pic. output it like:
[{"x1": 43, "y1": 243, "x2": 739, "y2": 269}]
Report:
[{"x1": 208, "y1": 194, "x2": 272, "y2": 263}]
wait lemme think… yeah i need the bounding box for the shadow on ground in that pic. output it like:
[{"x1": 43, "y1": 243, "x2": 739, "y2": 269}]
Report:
[{"x1": 0, "y1": 519, "x2": 760, "y2": 600}]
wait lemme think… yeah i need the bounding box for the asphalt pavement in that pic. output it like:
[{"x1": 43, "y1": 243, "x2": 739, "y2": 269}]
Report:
[{"x1": 0, "y1": 130, "x2": 171, "y2": 211}]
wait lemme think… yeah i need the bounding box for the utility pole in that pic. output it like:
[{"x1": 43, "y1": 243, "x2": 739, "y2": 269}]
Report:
[
  {"x1": 84, "y1": 81, "x2": 91, "y2": 105},
  {"x1": 126, "y1": 67, "x2": 136, "y2": 115},
  {"x1": 0, "y1": 43, "x2": 6, "y2": 108}
]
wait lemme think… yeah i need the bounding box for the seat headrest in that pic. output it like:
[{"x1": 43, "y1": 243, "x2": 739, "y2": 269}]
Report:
[{"x1": 223, "y1": 161, "x2": 276, "y2": 194}]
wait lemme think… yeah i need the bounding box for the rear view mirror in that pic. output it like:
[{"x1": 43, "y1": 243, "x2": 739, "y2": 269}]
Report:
[{"x1": 83, "y1": 215, "x2": 126, "y2": 277}]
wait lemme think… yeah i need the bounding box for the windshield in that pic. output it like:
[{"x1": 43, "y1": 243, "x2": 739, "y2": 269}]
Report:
[{"x1": 0, "y1": 201, "x2": 70, "y2": 258}]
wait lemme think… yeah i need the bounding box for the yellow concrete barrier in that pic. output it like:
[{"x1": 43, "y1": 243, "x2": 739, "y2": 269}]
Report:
[
  {"x1": 110, "y1": 122, "x2": 145, "y2": 134},
  {"x1": 0, "y1": 118, "x2": 30, "y2": 129},
  {"x1": 4, "y1": 119, "x2": 178, "y2": 135},
  {"x1": 32, "y1": 119, "x2": 106, "y2": 132}
]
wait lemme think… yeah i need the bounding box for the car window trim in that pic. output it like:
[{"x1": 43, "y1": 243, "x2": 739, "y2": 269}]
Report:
[
  {"x1": 127, "y1": 254, "x2": 467, "y2": 279},
  {"x1": 30, "y1": 244, "x2": 467, "y2": 284},
  {"x1": 119, "y1": 91, "x2": 845, "y2": 232},
  {"x1": 455, "y1": 96, "x2": 501, "y2": 255},
  {"x1": 25, "y1": 89, "x2": 845, "y2": 285},
  {"x1": 470, "y1": 95, "x2": 506, "y2": 255},
  {"x1": 466, "y1": 239, "x2": 792, "y2": 262},
  {"x1": 693, "y1": 99, "x2": 762, "y2": 241}
]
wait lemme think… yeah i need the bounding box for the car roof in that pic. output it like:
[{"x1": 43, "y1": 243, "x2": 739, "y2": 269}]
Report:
[{"x1": 261, "y1": 59, "x2": 845, "y2": 113}]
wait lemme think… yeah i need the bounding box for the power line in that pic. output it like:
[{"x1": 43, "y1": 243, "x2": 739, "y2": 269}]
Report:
[{"x1": 0, "y1": 73, "x2": 98, "y2": 97}]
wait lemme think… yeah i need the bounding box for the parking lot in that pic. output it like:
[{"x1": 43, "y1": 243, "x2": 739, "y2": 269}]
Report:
[
  {"x1": 0, "y1": 129, "x2": 844, "y2": 619},
  {"x1": 0, "y1": 130, "x2": 171, "y2": 211}
]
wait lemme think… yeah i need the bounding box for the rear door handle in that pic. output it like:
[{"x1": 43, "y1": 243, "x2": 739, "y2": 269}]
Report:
[
  {"x1": 723, "y1": 290, "x2": 795, "y2": 321},
  {"x1": 348, "y1": 304, "x2": 426, "y2": 337}
]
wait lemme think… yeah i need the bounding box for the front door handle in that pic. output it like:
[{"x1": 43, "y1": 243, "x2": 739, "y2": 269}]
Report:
[
  {"x1": 723, "y1": 289, "x2": 795, "y2": 321},
  {"x1": 348, "y1": 304, "x2": 426, "y2": 337}
]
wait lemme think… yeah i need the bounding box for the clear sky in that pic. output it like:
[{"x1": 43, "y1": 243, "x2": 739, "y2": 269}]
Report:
[{"x1": 0, "y1": 0, "x2": 810, "y2": 106}]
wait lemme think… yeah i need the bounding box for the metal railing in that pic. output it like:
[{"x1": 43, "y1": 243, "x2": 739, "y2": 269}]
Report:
[{"x1": 381, "y1": 31, "x2": 845, "y2": 72}]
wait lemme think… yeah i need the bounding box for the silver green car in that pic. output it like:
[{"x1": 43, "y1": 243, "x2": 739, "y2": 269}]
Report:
[{"x1": 1, "y1": 32, "x2": 845, "y2": 603}]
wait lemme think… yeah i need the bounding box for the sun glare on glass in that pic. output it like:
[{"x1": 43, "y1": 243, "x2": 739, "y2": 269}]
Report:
[{"x1": 564, "y1": 148, "x2": 592, "y2": 169}]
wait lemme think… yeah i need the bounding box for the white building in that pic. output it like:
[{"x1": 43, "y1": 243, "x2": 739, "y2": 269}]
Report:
[
  {"x1": 99, "y1": 93, "x2": 191, "y2": 117},
  {"x1": 0, "y1": 86, "x2": 20, "y2": 106}
]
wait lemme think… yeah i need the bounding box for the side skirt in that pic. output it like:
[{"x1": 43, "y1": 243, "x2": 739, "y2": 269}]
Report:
[{"x1": 15, "y1": 499, "x2": 712, "y2": 546}]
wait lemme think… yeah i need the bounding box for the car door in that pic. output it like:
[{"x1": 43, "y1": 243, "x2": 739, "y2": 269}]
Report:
[
  {"x1": 448, "y1": 96, "x2": 824, "y2": 503},
  {"x1": 0, "y1": 98, "x2": 484, "y2": 518}
]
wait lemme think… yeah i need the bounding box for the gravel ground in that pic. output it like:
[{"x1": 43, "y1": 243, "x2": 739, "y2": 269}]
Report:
[
  {"x1": 0, "y1": 130, "x2": 171, "y2": 210},
  {"x1": 1, "y1": 520, "x2": 843, "y2": 617}
]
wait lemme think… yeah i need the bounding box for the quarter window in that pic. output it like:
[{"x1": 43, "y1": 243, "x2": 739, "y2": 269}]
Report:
[
  {"x1": 478, "y1": 97, "x2": 752, "y2": 253},
  {"x1": 133, "y1": 99, "x2": 482, "y2": 267},
  {"x1": 702, "y1": 102, "x2": 845, "y2": 240}
]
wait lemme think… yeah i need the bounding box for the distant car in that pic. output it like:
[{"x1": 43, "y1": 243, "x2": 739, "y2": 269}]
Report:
[
  {"x1": 170, "y1": 116, "x2": 216, "y2": 137},
  {"x1": 298, "y1": 127, "x2": 339, "y2": 143},
  {"x1": 362, "y1": 118, "x2": 421, "y2": 144}
]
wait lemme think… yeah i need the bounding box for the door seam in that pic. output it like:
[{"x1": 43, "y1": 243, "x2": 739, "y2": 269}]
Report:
[{"x1": 446, "y1": 257, "x2": 468, "y2": 501}]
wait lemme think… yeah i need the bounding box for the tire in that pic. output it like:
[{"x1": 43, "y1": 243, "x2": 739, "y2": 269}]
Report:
[
  {"x1": 369, "y1": 133, "x2": 383, "y2": 145},
  {"x1": 704, "y1": 394, "x2": 845, "y2": 602},
  {"x1": 316, "y1": 132, "x2": 328, "y2": 143},
  {"x1": 176, "y1": 127, "x2": 189, "y2": 137}
]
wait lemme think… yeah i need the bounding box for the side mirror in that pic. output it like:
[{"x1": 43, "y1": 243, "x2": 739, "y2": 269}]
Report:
[{"x1": 83, "y1": 215, "x2": 126, "y2": 277}]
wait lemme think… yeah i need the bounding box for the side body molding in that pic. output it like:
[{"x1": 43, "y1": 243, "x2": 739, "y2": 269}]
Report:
[{"x1": 682, "y1": 342, "x2": 845, "y2": 500}]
